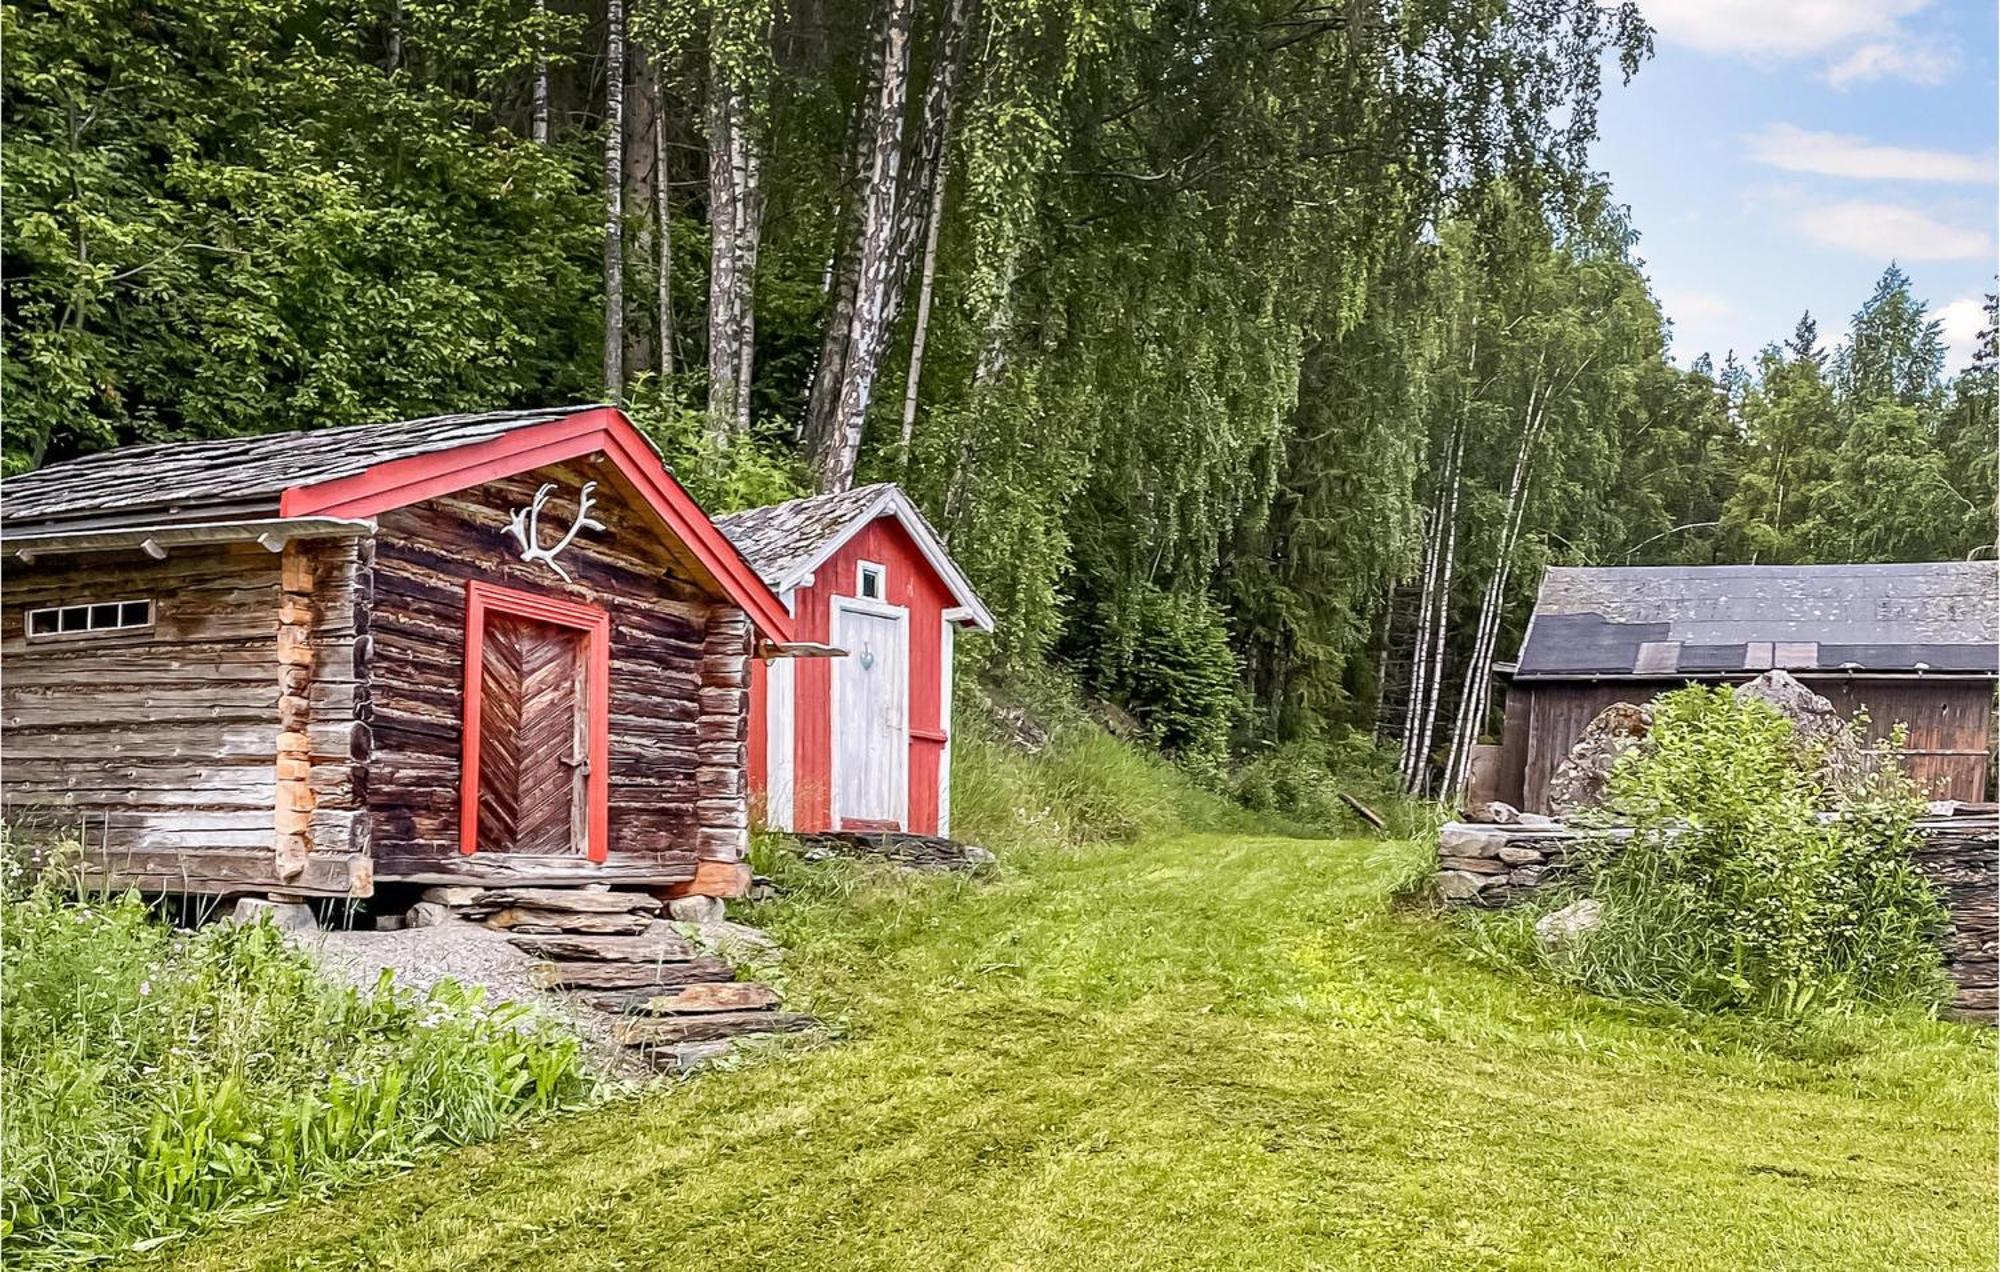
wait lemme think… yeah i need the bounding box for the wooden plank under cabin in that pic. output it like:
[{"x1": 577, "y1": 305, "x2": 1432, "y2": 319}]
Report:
[{"x1": 364, "y1": 459, "x2": 751, "y2": 888}]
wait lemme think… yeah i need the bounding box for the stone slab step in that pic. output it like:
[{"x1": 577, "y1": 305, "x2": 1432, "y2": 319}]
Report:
[
  {"x1": 530, "y1": 955, "x2": 735, "y2": 990},
  {"x1": 505, "y1": 931, "x2": 702, "y2": 962},
  {"x1": 622, "y1": 982, "x2": 781, "y2": 1015},
  {"x1": 485, "y1": 907, "x2": 652, "y2": 935},
  {"x1": 470, "y1": 887, "x2": 659, "y2": 915},
  {"x1": 612, "y1": 1010, "x2": 817, "y2": 1047}
]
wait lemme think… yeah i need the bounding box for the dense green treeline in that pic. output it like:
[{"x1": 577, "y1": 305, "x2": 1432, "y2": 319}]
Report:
[{"x1": 4, "y1": 0, "x2": 1993, "y2": 795}]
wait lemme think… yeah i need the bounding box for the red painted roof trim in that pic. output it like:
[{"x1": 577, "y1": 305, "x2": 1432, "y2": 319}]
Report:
[{"x1": 279, "y1": 407, "x2": 793, "y2": 641}]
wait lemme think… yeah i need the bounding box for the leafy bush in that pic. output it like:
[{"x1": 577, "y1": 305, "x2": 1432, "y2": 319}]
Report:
[
  {"x1": 1, "y1": 868, "x2": 592, "y2": 1266},
  {"x1": 1232, "y1": 734, "x2": 1401, "y2": 836},
  {"x1": 1519, "y1": 686, "x2": 1949, "y2": 1015}
]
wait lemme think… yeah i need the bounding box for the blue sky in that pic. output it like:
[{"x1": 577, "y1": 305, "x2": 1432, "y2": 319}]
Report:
[{"x1": 1591, "y1": 0, "x2": 1997, "y2": 375}]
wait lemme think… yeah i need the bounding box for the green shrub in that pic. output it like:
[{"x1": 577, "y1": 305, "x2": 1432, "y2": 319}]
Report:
[
  {"x1": 1232, "y1": 734, "x2": 1401, "y2": 836},
  {"x1": 1, "y1": 866, "x2": 592, "y2": 1266},
  {"x1": 1518, "y1": 686, "x2": 1950, "y2": 1016}
]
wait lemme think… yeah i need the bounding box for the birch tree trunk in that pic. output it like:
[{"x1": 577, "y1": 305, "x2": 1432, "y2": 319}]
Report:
[
  {"x1": 801, "y1": 5, "x2": 890, "y2": 465},
  {"x1": 386, "y1": 0, "x2": 403, "y2": 70},
  {"x1": 813, "y1": 0, "x2": 916, "y2": 491},
  {"x1": 623, "y1": 47, "x2": 659, "y2": 378},
  {"x1": 654, "y1": 89, "x2": 674, "y2": 381},
  {"x1": 705, "y1": 79, "x2": 742, "y2": 434},
  {"x1": 734, "y1": 133, "x2": 762, "y2": 436},
  {"x1": 1398, "y1": 497, "x2": 1444, "y2": 787},
  {"x1": 1410, "y1": 425, "x2": 1464, "y2": 794},
  {"x1": 1441, "y1": 378, "x2": 1549, "y2": 799},
  {"x1": 531, "y1": 0, "x2": 550, "y2": 144},
  {"x1": 898, "y1": 155, "x2": 949, "y2": 461},
  {"x1": 602, "y1": 0, "x2": 626, "y2": 399}
]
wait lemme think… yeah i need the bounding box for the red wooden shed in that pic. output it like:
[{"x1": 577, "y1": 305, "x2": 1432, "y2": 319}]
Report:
[{"x1": 719, "y1": 485, "x2": 993, "y2": 836}]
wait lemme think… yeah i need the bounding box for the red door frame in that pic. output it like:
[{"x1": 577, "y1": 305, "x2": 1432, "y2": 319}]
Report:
[{"x1": 460, "y1": 580, "x2": 613, "y2": 862}]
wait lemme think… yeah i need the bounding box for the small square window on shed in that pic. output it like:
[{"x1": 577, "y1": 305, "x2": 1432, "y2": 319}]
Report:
[
  {"x1": 857, "y1": 562, "x2": 885, "y2": 601},
  {"x1": 26, "y1": 598, "x2": 154, "y2": 640}
]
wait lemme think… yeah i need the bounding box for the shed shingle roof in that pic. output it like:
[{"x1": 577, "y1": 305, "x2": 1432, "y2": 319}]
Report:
[
  {"x1": 716, "y1": 483, "x2": 994, "y2": 630},
  {"x1": 1515, "y1": 562, "x2": 1999, "y2": 679},
  {"x1": 2, "y1": 407, "x2": 596, "y2": 533}
]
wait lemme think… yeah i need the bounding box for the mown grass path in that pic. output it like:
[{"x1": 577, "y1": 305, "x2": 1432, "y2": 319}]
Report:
[{"x1": 148, "y1": 834, "x2": 1995, "y2": 1270}]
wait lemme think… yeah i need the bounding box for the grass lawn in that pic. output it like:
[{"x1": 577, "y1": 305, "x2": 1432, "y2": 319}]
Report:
[{"x1": 142, "y1": 832, "x2": 1995, "y2": 1271}]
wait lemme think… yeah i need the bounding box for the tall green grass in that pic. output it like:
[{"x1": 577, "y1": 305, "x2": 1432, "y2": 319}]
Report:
[{"x1": 1, "y1": 867, "x2": 592, "y2": 1266}]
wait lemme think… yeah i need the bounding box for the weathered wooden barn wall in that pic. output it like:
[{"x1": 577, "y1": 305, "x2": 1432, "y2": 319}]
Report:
[
  {"x1": 361, "y1": 459, "x2": 750, "y2": 890},
  {"x1": 1507, "y1": 678, "x2": 1994, "y2": 812},
  {"x1": 0, "y1": 540, "x2": 364, "y2": 894}
]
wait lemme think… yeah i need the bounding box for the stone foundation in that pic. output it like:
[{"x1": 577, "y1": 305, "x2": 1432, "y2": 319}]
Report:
[{"x1": 1434, "y1": 812, "x2": 1999, "y2": 1021}]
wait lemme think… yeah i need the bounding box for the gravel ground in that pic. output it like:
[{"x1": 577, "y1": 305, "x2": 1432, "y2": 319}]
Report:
[{"x1": 290, "y1": 920, "x2": 638, "y2": 1072}]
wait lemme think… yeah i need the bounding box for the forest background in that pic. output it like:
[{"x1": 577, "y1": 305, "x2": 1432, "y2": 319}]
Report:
[{"x1": 6, "y1": 0, "x2": 1995, "y2": 801}]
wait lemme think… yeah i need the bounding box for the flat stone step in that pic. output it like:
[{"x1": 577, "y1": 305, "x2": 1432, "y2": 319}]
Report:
[
  {"x1": 505, "y1": 931, "x2": 702, "y2": 962},
  {"x1": 470, "y1": 887, "x2": 659, "y2": 915},
  {"x1": 612, "y1": 1010, "x2": 817, "y2": 1047},
  {"x1": 529, "y1": 955, "x2": 735, "y2": 990},
  {"x1": 620, "y1": 982, "x2": 781, "y2": 1015},
  {"x1": 485, "y1": 907, "x2": 652, "y2": 935}
]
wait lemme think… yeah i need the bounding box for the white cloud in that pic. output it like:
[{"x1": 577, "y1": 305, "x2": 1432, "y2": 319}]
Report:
[
  {"x1": 1747, "y1": 124, "x2": 1992, "y2": 184},
  {"x1": 1642, "y1": 0, "x2": 1926, "y2": 58},
  {"x1": 1937, "y1": 296, "x2": 1989, "y2": 369},
  {"x1": 1642, "y1": 0, "x2": 1955, "y2": 85},
  {"x1": 1796, "y1": 202, "x2": 1995, "y2": 261},
  {"x1": 1824, "y1": 39, "x2": 1957, "y2": 87},
  {"x1": 1658, "y1": 288, "x2": 1737, "y2": 324}
]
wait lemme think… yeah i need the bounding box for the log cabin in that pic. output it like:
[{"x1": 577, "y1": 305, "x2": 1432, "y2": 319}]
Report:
[
  {"x1": 719, "y1": 484, "x2": 993, "y2": 836},
  {"x1": 1495, "y1": 562, "x2": 1999, "y2": 813},
  {"x1": 0, "y1": 406, "x2": 798, "y2": 903}
]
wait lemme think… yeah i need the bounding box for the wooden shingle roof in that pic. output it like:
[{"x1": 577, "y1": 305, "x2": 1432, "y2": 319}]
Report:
[
  {"x1": 1515, "y1": 562, "x2": 2000, "y2": 679},
  {"x1": 717, "y1": 483, "x2": 994, "y2": 630},
  {"x1": 2, "y1": 407, "x2": 591, "y2": 533}
]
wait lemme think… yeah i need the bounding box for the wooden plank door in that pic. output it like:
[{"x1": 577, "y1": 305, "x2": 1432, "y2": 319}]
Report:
[
  {"x1": 476, "y1": 612, "x2": 590, "y2": 853},
  {"x1": 832, "y1": 604, "x2": 908, "y2": 829}
]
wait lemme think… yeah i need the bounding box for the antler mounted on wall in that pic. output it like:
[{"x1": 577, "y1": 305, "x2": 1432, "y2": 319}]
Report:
[{"x1": 507, "y1": 481, "x2": 607, "y2": 583}]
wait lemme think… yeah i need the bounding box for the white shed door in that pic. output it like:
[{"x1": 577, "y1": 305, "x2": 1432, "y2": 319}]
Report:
[{"x1": 832, "y1": 604, "x2": 908, "y2": 828}]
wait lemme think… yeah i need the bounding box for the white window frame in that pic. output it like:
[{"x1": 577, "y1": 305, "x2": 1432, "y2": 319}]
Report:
[
  {"x1": 25, "y1": 598, "x2": 155, "y2": 642},
  {"x1": 856, "y1": 559, "x2": 887, "y2": 602}
]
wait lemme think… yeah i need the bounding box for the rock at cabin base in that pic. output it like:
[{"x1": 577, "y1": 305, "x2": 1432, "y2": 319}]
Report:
[
  {"x1": 1535, "y1": 899, "x2": 1603, "y2": 949},
  {"x1": 667, "y1": 895, "x2": 727, "y2": 925},
  {"x1": 230, "y1": 896, "x2": 319, "y2": 933},
  {"x1": 470, "y1": 887, "x2": 658, "y2": 915},
  {"x1": 404, "y1": 901, "x2": 453, "y2": 928},
  {"x1": 420, "y1": 885, "x2": 486, "y2": 909},
  {"x1": 1547, "y1": 703, "x2": 1653, "y2": 816},
  {"x1": 484, "y1": 907, "x2": 653, "y2": 935}
]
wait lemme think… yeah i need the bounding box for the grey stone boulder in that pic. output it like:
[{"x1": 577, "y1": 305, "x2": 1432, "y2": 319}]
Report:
[
  {"x1": 1534, "y1": 898, "x2": 1603, "y2": 949},
  {"x1": 1548, "y1": 702, "x2": 1653, "y2": 816}
]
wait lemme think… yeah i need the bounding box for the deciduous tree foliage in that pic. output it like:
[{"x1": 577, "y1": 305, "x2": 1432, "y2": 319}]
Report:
[{"x1": 4, "y1": 0, "x2": 1991, "y2": 791}]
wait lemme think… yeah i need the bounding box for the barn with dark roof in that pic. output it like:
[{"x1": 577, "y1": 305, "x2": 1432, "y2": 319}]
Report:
[
  {"x1": 1, "y1": 406, "x2": 791, "y2": 903},
  {"x1": 1497, "y1": 562, "x2": 1998, "y2": 812}
]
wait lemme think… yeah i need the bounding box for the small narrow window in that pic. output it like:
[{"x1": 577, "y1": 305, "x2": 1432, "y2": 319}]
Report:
[
  {"x1": 25, "y1": 598, "x2": 154, "y2": 641},
  {"x1": 858, "y1": 562, "x2": 885, "y2": 601}
]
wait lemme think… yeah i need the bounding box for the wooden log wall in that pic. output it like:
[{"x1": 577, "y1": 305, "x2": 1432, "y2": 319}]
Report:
[
  {"x1": 364, "y1": 459, "x2": 749, "y2": 889},
  {"x1": 1, "y1": 541, "x2": 361, "y2": 894}
]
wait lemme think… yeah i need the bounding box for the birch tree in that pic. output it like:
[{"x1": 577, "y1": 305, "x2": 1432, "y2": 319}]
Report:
[{"x1": 603, "y1": 0, "x2": 628, "y2": 398}]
